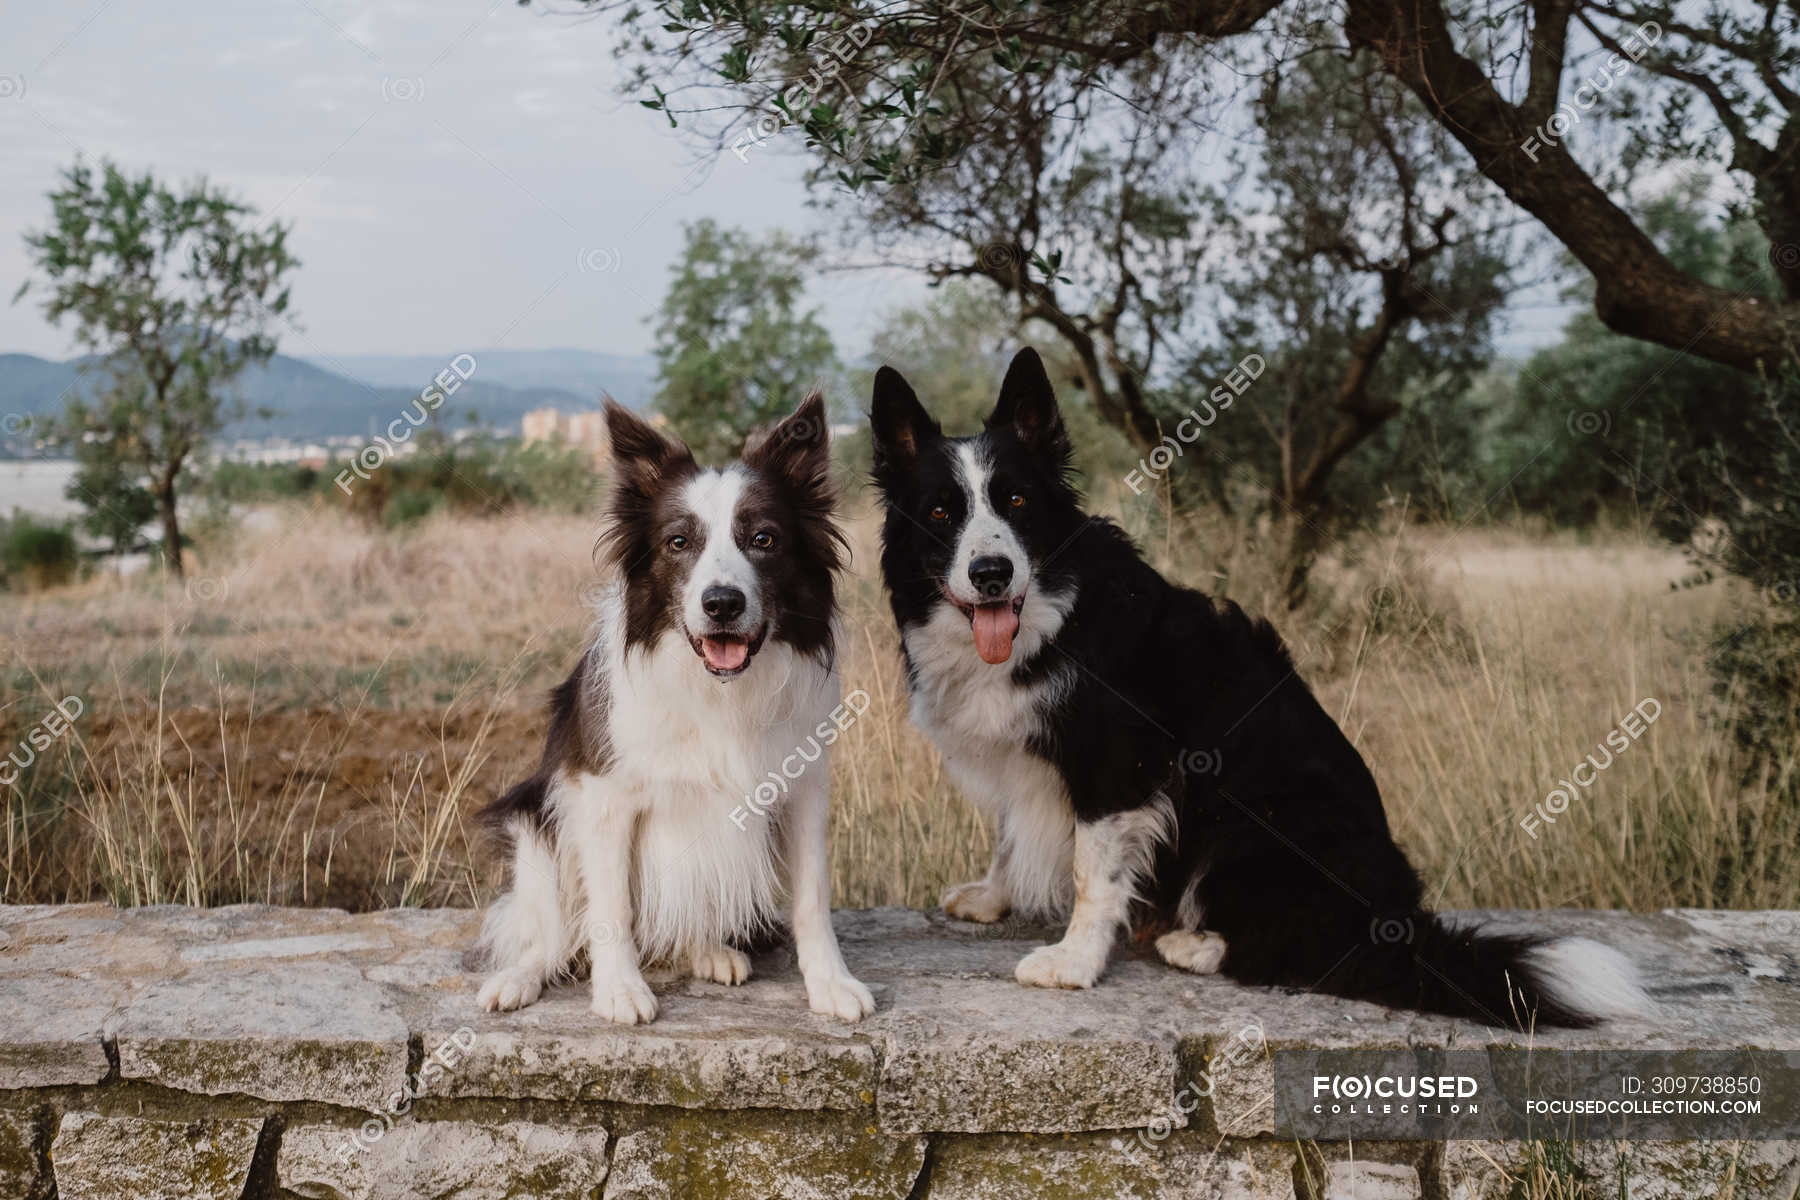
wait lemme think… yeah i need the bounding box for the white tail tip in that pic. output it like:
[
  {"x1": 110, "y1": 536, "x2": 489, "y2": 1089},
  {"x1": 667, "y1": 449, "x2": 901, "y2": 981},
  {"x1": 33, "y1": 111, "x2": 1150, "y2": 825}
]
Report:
[{"x1": 1520, "y1": 937, "x2": 1653, "y2": 1023}]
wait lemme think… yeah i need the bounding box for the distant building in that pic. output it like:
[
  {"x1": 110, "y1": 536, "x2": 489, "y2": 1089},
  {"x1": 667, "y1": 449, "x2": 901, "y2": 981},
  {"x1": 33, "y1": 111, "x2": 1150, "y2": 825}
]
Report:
[{"x1": 523, "y1": 404, "x2": 662, "y2": 465}]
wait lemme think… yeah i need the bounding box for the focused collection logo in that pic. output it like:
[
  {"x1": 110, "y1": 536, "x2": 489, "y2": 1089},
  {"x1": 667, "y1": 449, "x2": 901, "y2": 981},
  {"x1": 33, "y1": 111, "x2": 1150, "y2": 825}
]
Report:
[{"x1": 1311, "y1": 1073, "x2": 1481, "y2": 1116}]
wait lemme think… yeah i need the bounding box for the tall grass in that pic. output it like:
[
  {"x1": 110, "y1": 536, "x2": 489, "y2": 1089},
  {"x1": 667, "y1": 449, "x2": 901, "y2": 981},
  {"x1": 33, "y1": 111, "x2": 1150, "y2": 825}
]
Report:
[{"x1": 1, "y1": 494, "x2": 1794, "y2": 915}]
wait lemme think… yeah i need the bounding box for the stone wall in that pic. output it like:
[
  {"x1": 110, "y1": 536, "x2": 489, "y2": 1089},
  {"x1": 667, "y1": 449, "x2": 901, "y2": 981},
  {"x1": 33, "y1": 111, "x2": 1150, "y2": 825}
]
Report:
[{"x1": 1, "y1": 903, "x2": 1796, "y2": 1198}]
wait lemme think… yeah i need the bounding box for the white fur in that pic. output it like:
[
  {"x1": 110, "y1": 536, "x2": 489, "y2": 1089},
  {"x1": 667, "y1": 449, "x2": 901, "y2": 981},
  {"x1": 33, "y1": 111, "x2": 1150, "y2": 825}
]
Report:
[
  {"x1": 1155, "y1": 929, "x2": 1228, "y2": 975},
  {"x1": 904, "y1": 586, "x2": 1078, "y2": 918},
  {"x1": 681, "y1": 468, "x2": 763, "y2": 636},
  {"x1": 476, "y1": 820, "x2": 572, "y2": 1011},
  {"x1": 1015, "y1": 799, "x2": 1176, "y2": 989},
  {"x1": 1519, "y1": 937, "x2": 1653, "y2": 1022},
  {"x1": 947, "y1": 442, "x2": 1031, "y2": 608},
  {"x1": 479, "y1": 572, "x2": 872, "y2": 1024}
]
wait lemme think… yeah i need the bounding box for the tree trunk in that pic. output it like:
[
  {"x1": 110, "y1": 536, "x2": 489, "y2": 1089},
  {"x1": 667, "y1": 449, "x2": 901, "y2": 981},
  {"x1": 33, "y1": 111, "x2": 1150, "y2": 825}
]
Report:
[
  {"x1": 1280, "y1": 506, "x2": 1329, "y2": 611},
  {"x1": 1276, "y1": 290, "x2": 1409, "y2": 608},
  {"x1": 156, "y1": 476, "x2": 183, "y2": 578},
  {"x1": 1340, "y1": 0, "x2": 1789, "y2": 372}
]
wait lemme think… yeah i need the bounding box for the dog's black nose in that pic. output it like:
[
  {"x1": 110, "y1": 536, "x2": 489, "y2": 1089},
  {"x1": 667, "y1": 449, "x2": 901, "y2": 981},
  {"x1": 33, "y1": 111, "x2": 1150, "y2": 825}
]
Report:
[
  {"x1": 968, "y1": 556, "x2": 1014, "y2": 599},
  {"x1": 702, "y1": 585, "x2": 747, "y2": 622}
]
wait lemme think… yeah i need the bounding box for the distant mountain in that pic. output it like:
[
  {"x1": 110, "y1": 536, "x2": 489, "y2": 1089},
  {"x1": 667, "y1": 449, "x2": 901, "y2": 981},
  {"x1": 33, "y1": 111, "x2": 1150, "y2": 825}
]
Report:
[
  {"x1": 305, "y1": 348, "x2": 658, "y2": 409},
  {"x1": 0, "y1": 349, "x2": 653, "y2": 442}
]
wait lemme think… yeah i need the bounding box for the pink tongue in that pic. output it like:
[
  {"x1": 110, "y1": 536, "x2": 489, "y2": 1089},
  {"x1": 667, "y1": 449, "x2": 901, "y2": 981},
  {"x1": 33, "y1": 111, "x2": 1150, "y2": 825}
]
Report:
[
  {"x1": 703, "y1": 638, "x2": 749, "y2": 672},
  {"x1": 971, "y1": 604, "x2": 1020, "y2": 664}
]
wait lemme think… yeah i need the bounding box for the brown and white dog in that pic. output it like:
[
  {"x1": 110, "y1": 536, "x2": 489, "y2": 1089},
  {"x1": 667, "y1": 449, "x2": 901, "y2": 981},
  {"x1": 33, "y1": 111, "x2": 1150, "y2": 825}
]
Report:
[{"x1": 475, "y1": 395, "x2": 873, "y2": 1025}]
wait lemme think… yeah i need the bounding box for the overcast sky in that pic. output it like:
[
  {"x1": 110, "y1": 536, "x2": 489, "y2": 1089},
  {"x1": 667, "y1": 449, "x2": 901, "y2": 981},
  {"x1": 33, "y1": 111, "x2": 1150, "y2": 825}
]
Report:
[
  {"x1": 1, "y1": 1, "x2": 1576, "y2": 368},
  {"x1": 1, "y1": 0, "x2": 930, "y2": 365}
]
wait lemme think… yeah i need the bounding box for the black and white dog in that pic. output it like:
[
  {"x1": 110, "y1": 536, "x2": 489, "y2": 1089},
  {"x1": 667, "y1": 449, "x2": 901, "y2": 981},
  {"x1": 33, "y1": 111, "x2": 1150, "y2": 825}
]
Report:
[
  {"x1": 871, "y1": 348, "x2": 1646, "y2": 1028},
  {"x1": 477, "y1": 395, "x2": 874, "y2": 1025}
]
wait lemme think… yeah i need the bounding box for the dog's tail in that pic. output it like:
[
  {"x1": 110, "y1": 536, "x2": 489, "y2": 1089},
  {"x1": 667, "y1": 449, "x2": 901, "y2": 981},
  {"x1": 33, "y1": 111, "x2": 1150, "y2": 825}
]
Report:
[
  {"x1": 477, "y1": 774, "x2": 550, "y2": 837},
  {"x1": 1331, "y1": 914, "x2": 1650, "y2": 1029}
]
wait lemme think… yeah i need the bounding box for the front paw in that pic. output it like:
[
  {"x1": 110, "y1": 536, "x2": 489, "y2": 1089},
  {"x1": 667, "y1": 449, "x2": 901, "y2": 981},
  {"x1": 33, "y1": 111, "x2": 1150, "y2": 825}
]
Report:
[
  {"x1": 1016, "y1": 941, "x2": 1105, "y2": 989},
  {"x1": 941, "y1": 879, "x2": 1011, "y2": 923},
  {"x1": 590, "y1": 972, "x2": 659, "y2": 1025},
  {"x1": 805, "y1": 971, "x2": 875, "y2": 1021},
  {"x1": 690, "y1": 944, "x2": 752, "y2": 986},
  {"x1": 478, "y1": 966, "x2": 543, "y2": 1012}
]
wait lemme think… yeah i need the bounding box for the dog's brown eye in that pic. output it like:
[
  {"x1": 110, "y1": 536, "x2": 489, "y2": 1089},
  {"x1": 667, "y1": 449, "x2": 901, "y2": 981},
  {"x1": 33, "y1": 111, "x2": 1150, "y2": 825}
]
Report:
[
  {"x1": 667, "y1": 535, "x2": 689, "y2": 552},
  {"x1": 929, "y1": 505, "x2": 949, "y2": 522},
  {"x1": 1009, "y1": 493, "x2": 1026, "y2": 509},
  {"x1": 750, "y1": 530, "x2": 776, "y2": 550}
]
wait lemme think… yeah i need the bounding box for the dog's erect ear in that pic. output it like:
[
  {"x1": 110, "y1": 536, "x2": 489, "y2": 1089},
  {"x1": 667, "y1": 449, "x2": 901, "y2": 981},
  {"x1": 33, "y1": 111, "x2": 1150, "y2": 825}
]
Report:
[
  {"x1": 986, "y1": 347, "x2": 1069, "y2": 461},
  {"x1": 744, "y1": 391, "x2": 831, "y2": 492},
  {"x1": 870, "y1": 366, "x2": 940, "y2": 475},
  {"x1": 605, "y1": 399, "x2": 693, "y2": 487}
]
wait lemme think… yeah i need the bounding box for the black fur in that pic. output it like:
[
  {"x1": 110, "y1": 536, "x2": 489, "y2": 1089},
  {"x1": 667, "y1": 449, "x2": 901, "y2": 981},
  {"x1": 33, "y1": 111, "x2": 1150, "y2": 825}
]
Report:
[
  {"x1": 478, "y1": 648, "x2": 611, "y2": 835},
  {"x1": 873, "y1": 348, "x2": 1606, "y2": 1029}
]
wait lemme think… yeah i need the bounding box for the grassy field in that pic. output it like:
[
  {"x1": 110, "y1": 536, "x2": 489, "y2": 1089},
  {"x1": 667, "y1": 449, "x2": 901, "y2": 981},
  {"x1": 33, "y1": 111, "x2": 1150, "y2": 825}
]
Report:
[{"x1": 2, "y1": 477, "x2": 1796, "y2": 919}]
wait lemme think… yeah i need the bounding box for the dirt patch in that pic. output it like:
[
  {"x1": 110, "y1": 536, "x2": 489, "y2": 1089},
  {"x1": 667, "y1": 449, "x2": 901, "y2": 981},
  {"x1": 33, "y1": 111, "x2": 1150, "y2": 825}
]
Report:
[{"x1": 18, "y1": 703, "x2": 551, "y2": 910}]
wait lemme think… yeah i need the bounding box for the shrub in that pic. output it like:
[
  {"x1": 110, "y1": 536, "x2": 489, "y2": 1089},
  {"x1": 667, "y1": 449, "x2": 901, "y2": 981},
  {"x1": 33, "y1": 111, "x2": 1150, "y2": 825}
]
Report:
[
  {"x1": 1694, "y1": 367, "x2": 1800, "y2": 784},
  {"x1": 0, "y1": 511, "x2": 79, "y2": 589}
]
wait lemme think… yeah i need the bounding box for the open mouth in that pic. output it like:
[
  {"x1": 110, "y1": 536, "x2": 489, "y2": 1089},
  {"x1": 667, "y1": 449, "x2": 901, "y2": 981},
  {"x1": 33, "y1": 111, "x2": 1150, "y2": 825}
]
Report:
[
  {"x1": 949, "y1": 591, "x2": 1026, "y2": 665},
  {"x1": 689, "y1": 625, "x2": 768, "y2": 678}
]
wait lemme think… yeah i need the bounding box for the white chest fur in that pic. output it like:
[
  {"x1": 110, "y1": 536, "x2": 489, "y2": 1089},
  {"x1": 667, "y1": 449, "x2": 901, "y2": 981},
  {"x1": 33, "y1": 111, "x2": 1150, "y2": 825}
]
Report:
[
  {"x1": 564, "y1": 588, "x2": 842, "y2": 960},
  {"x1": 902, "y1": 593, "x2": 1079, "y2": 916}
]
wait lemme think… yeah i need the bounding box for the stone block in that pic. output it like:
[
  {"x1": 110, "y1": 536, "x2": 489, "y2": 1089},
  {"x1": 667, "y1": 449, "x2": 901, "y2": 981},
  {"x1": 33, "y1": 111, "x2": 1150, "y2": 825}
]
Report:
[
  {"x1": 279, "y1": 1118, "x2": 609, "y2": 1199},
  {"x1": 50, "y1": 1112, "x2": 261, "y2": 1200},
  {"x1": 602, "y1": 1119, "x2": 926, "y2": 1200}
]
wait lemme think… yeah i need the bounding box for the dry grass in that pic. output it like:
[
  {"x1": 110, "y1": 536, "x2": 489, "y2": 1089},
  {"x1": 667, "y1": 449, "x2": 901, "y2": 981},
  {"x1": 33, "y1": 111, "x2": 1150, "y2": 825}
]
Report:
[{"x1": 2, "y1": 484, "x2": 1795, "y2": 917}]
